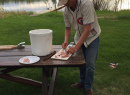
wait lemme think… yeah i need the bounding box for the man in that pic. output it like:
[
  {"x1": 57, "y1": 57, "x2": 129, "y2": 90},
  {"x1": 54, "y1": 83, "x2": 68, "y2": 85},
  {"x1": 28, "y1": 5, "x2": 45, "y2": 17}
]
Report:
[{"x1": 58, "y1": 0, "x2": 101, "y2": 95}]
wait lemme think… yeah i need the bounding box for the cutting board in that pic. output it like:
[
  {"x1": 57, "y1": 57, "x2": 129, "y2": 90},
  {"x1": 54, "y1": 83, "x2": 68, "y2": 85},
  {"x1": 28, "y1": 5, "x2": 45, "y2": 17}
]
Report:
[
  {"x1": 0, "y1": 45, "x2": 17, "y2": 50},
  {"x1": 51, "y1": 49, "x2": 72, "y2": 60}
]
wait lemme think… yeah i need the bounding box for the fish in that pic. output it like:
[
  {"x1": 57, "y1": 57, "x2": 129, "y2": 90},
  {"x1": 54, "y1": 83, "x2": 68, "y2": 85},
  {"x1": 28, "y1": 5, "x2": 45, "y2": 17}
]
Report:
[
  {"x1": 54, "y1": 49, "x2": 69, "y2": 58},
  {"x1": 23, "y1": 58, "x2": 30, "y2": 63}
]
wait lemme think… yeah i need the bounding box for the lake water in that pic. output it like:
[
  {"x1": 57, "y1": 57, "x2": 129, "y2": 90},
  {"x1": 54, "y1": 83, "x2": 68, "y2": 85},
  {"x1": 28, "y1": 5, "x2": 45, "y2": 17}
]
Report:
[
  {"x1": 0, "y1": 0, "x2": 130, "y2": 13},
  {"x1": 0, "y1": 0, "x2": 58, "y2": 13}
]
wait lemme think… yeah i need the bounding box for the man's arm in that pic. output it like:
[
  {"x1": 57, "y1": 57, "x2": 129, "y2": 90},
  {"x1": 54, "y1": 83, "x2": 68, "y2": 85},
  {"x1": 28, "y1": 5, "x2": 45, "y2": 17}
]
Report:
[
  {"x1": 67, "y1": 24, "x2": 91, "y2": 53},
  {"x1": 64, "y1": 27, "x2": 71, "y2": 43},
  {"x1": 62, "y1": 27, "x2": 71, "y2": 49},
  {"x1": 75, "y1": 24, "x2": 91, "y2": 49}
]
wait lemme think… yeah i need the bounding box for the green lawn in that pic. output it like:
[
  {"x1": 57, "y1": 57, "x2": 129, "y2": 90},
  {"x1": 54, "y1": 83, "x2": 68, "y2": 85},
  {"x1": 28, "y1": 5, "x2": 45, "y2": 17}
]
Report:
[{"x1": 0, "y1": 10, "x2": 130, "y2": 95}]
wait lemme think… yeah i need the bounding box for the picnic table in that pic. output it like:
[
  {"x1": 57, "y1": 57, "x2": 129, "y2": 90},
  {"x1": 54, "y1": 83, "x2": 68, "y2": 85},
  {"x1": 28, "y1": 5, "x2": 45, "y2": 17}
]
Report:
[{"x1": 0, "y1": 45, "x2": 85, "y2": 95}]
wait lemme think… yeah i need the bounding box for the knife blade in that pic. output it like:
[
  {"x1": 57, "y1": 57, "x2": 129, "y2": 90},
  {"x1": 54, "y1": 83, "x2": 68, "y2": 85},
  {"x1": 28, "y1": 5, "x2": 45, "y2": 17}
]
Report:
[
  {"x1": 67, "y1": 42, "x2": 75, "y2": 48},
  {"x1": 64, "y1": 49, "x2": 66, "y2": 53}
]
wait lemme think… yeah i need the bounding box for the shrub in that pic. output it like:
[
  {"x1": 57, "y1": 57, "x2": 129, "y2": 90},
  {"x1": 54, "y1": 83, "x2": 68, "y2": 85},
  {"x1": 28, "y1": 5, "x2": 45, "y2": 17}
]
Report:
[{"x1": 116, "y1": 10, "x2": 130, "y2": 20}]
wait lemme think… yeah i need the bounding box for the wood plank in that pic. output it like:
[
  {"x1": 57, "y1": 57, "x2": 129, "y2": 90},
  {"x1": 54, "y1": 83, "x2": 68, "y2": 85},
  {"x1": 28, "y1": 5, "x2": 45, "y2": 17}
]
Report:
[
  {"x1": 0, "y1": 45, "x2": 62, "y2": 57},
  {"x1": 0, "y1": 45, "x2": 62, "y2": 52},
  {"x1": 0, "y1": 45, "x2": 61, "y2": 49},
  {"x1": 0, "y1": 73, "x2": 42, "y2": 88},
  {"x1": 0, "y1": 67, "x2": 22, "y2": 73},
  {"x1": 0, "y1": 56, "x2": 85, "y2": 67},
  {"x1": 0, "y1": 51, "x2": 32, "y2": 57},
  {"x1": 0, "y1": 50, "x2": 60, "y2": 57}
]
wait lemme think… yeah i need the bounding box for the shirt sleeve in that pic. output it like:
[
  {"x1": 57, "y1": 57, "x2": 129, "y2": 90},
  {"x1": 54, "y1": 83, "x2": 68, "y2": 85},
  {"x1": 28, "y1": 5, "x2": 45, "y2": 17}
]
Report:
[
  {"x1": 81, "y1": 4, "x2": 95, "y2": 25},
  {"x1": 63, "y1": 8, "x2": 71, "y2": 28}
]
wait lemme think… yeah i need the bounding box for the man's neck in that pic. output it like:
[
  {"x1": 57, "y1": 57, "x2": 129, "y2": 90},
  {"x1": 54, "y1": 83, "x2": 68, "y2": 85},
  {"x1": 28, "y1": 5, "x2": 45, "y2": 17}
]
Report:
[{"x1": 71, "y1": 0, "x2": 77, "y2": 11}]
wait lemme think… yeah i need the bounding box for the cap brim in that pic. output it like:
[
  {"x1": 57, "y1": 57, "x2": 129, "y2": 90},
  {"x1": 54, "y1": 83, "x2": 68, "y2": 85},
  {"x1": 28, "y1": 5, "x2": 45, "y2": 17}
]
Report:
[{"x1": 58, "y1": 0, "x2": 68, "y2": 6}]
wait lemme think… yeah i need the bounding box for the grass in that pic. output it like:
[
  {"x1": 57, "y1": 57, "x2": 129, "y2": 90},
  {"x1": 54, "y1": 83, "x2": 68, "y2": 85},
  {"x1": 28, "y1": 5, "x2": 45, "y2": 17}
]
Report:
[
  {"x1": 96, "y1": 10, "x2": 130, "y2": 20},
  {"x1": 0, "y1": 10, "x2": 130, "y2": 95}
]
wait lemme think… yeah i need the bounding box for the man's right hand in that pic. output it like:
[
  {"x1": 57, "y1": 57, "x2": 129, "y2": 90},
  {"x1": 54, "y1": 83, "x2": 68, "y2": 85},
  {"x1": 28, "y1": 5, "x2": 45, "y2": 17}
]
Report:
[{"x1": 62, "y1": 42, "x2": 68, "y2": 49}]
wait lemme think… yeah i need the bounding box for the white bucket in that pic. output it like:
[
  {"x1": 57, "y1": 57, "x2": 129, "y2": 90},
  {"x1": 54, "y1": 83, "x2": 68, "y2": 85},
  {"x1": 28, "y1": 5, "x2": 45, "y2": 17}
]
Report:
[{"x1": 29, "y1": 29, "x2": 52, "y2": 56}]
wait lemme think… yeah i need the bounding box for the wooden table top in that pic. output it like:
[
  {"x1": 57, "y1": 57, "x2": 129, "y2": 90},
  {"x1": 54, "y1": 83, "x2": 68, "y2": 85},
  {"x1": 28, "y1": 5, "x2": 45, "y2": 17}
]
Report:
[{"x1": 0, "y1": 45, "x2": 85, "y2": 68}]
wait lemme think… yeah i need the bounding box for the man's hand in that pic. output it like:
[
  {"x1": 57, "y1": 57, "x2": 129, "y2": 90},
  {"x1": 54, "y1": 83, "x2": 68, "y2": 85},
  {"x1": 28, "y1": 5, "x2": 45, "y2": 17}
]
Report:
[
  {"x1": 66, "y1": 46, "x2": 78, "y2": 54},
  {"x1": 62, "y1": 42, "x2": 68, "y2": 49}
]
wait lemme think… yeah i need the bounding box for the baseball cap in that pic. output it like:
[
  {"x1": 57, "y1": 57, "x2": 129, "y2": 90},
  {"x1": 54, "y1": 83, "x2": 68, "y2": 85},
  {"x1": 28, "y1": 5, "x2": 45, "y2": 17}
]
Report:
[{"x1": 58, "y1": 0, "x2": 68, "y2": 6}]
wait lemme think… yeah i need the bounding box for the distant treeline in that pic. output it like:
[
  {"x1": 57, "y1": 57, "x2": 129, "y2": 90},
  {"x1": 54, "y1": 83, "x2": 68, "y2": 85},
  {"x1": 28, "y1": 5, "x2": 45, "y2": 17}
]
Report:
[{"x1": 92, "y1": 0, "x2": 124, "y2": 11}]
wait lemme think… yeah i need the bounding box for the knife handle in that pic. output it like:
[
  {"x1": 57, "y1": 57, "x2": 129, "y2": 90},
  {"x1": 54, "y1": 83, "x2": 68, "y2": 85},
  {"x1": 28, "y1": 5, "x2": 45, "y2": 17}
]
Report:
[
  {"x1": 43, "y1": 51, "x2": 56, "y2": 61},
  {"x1": 0, "y1": 45, "x2": 18, "y2": 50}
]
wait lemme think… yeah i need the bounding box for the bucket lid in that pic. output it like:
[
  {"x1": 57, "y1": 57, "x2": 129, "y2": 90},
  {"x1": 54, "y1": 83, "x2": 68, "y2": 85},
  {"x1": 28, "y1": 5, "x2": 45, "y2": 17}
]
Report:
[{"x1": 29, "y1": 29, "x2": 52, "y2": 35}]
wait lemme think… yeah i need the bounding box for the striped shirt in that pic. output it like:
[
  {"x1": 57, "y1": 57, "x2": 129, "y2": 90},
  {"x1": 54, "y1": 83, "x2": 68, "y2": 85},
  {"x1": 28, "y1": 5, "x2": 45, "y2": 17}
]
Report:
[{"x1": 64, "y1": 0, "x2": 101, "y2": 47}]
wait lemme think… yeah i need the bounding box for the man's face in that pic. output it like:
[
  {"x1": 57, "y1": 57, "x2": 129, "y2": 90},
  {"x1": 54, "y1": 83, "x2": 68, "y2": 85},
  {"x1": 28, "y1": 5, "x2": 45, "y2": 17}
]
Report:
[{"x1": 65, "y1": 0, "x2": 74, "y2": 7}]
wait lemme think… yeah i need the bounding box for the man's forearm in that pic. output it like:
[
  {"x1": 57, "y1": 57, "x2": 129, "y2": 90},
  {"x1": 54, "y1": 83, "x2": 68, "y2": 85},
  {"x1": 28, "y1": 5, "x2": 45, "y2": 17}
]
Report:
[
  {"x1": 64, "y1": 28, "x2": 71, "y2": 43},
  {"x1": 75, "y1": 24, "x2": 91, "y2": 49}
]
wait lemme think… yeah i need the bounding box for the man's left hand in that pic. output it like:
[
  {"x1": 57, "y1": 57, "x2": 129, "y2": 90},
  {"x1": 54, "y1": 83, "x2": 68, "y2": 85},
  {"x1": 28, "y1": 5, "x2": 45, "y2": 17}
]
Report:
[{"x1": 66, "y1": 46, "x2": 78, "y2": 54}]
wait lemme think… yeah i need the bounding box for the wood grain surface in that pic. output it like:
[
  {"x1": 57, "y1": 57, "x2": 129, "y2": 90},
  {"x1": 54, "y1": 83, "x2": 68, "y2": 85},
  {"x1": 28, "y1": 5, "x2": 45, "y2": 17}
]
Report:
[{"x1": 0, "y1": 45, "x2": 85, "y2": 68}]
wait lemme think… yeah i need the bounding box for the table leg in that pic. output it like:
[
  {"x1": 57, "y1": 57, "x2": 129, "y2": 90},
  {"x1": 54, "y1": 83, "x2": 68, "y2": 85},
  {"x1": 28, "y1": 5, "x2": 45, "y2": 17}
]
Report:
[
  {"x1": 42, "y1": 68, "x2": 48, "y2": 95},
  {"x1": 48, "y1": 67, "x2": 58, "y2": 95},
  {"x1": 42, "y1": 67, "x2": 58, "y2": 95}
]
